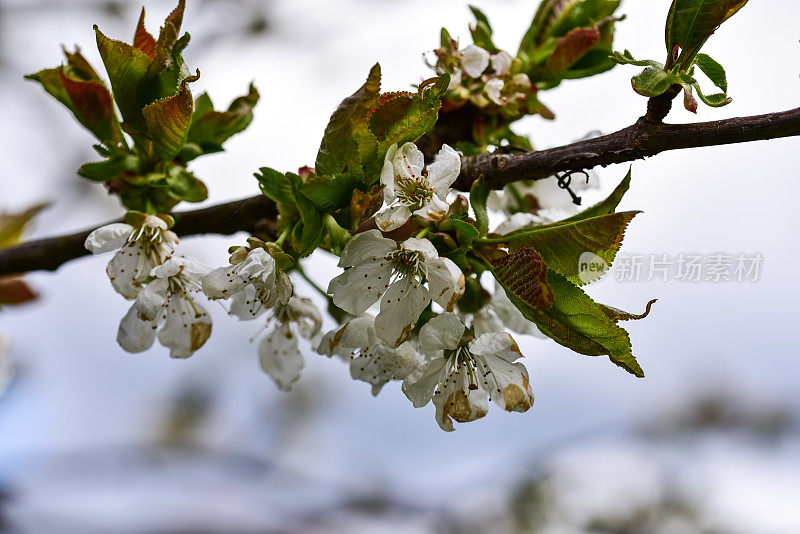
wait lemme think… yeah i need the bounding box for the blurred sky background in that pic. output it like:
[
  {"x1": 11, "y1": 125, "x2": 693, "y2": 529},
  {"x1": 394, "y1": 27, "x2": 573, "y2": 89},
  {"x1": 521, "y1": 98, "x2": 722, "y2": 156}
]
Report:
[{"x1": 0, "y1": 0, "x2": 799, "y2": 532}]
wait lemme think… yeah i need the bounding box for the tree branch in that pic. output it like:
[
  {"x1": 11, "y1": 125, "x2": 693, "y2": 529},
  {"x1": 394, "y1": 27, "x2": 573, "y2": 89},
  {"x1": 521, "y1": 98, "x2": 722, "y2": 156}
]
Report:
[
  {"x1": 2, "y1": 106, "x2": 799, "y2": 277},
  {"x1": 0, "y1": 195, "x2": 276, "y2": 276},
  {"x1": 457, "y1": 106, "x2": 800, "y2": 189}
]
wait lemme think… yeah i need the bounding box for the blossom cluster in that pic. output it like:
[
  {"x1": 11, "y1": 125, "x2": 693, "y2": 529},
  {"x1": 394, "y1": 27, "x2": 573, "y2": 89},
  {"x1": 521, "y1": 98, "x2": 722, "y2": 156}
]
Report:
[
  {"x1": 428, "y1": 41, "x2": 534, "y2": 111},
  {"x1": 84, "y1": 138, "x2": 599, "y2": 431},
  {"x1": 85, "y1": 215, "x2": 321, "y2": 391}
]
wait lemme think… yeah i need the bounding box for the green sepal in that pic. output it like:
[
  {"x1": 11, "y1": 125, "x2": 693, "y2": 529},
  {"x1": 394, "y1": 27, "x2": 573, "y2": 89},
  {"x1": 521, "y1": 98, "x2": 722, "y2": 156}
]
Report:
[
  {"x1": 164, "y1": 165, "x2": 208, "y2": 203},
  {"x1": 78, "y1": 154, "x2": 140, "y2": 182},
  {"x1": 469, "y1": 177, "x2": 491, "y2": 235}
]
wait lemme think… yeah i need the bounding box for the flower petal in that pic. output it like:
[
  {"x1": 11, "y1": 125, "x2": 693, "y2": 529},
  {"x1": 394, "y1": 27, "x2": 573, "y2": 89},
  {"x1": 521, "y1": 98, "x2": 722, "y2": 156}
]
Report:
[
  {"x1": 393, "y1": 142, "x2": 424, "y2": 181},
  {"x1": 228, "y1": 284, "x2": 269, "y2": 320},
  {"x1": 116, "y1": 304, "x2": 157, "y2": 353},
  {"x1": 426, "y1": 144, "x2": 461, "y2": 195},
  {"x1": 287, "y1": 297, "x2": 322, "y2": 339},
  {"x1": 157, "y1": 293, "x2": 212, "y2": 358},
  {"x1": 374, "y1": 277, "x2": 431, "y2": 348},
  {"x1": 85, "y1": 223, "x2": 133, "y2": 254},
  {"x1": 350, "y1": 342, "x2": 422, "y2": 396},
  {"x1": 469, "y1": 331, "x2": 523, "y2": 363},
  {"x1": 485, "y1": 78, "x2": 504, "y2": 105},
  {"x1": 433, "y1": 370, "x2": 489, "y2": 432},
  {"x1": 400, "y1": 237, "x2": 439, "y2": 260},
  {"x1": 375, "y1": 204, "x2": 412, "y2": 232},
  {"x1": 258, "y1": 322, "x2": 304, "y2": 391},
  {"x1": 490, "y1": 51, "x2": 512, "y2": 75},
  {"x1": 402, "y1": 357, "x2": 446, "y2": 408},
  {"x1": 202, "y1": 265, "x2": 245, "y2": 300},
  {"x1": 338, "y1": 229, "x2": 396, "y2": 268},
  {"x1": 476, "y1": 353, "x2": 534, "y2": 413},
  {"x1": 413, "y1": 195, "x2": 449, "y2": 222},
  {"x1": 106, "y1": 241, "x2": 151, "y2": 299},
  {"x1": 426, "y1": 257, "x2": 465, "y2": 311},
  {"x1": 328, "y1": 260, "x2": 393, "y2": 316},
  {"x1": 338, "y1": 316, "x2": 378, "y2": 348},
  {"x1": 461, "y1": 44, "x2": 490, "y2": 78},
  {"x1": 134, "y1": 277, "x2": 169, "y2": 321},
  {"x1": 419, "y1": 311, "x2": 464, "y2": 355}
]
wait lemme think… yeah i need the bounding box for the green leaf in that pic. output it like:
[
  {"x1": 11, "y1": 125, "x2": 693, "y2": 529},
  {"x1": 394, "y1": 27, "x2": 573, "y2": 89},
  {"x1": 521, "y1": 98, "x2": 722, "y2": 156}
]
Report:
[
  {"x1": 133, "y1": 7, "x2": 157, "y2": 59},
  {"x1": 187, "y1": 83, "x2": 259, "y2": 154},
  {"x1": 140, "y1": 30, "x2": 192, "y2": 107},
  {"x1": 519, "y1": 0, "x2": 621, "y2": 76},
  {"x1": 255, "y1": 169, "x2": 325, "y2": 257},
  {"x1": 368, "y1": 75, "x2": 449, "y2": 163},
  {"x1": 26, "y1": 47, "x2": 122, "y2": 145},
  {"x1": 255, "y1": 167, "x2": 294, "y2": 206},
  {"x1": 468, "y1": 6, "x2": 498, "y2": 52},
  {"x1": 78, "y1": 154, "x2": 139, "y2": 182},
  {"x1": 631, "y1": 67, "x2": 682, "y2": 97},
  {"x1": 504, "y1": 211, "x2": 640, "y2": 285},
  {"x1": 502, "y1": 269, "x2": 643, "y2": 376},
  {"x1": 562, "y1": 167, "x2": 632, "y2": 223},
  {"x1": 610, "y1": 50, "x2": 664, "y2": 69},
  {"x1": 693, "y1": 53, "x2": 727, "y2": 92},
  {"x1": 26, "y1": 66, "x2": 121, "y2": 144},
  {"x1": 469, "y1": 177, "x2": 491, "y2": 235},
  {"x1": 315, "y1": 63, "x2": 381, "y2": 177},
  {"x1": 545, "y1": 27, "x2": 601, "y2": 74},
  {"x1": 0, "y1": 203, "x2": 48, "y2": 248},
  {"x1": 142, "y1": 74, "x2": 197, "y2": 161},
  {"x1": 94, "y1": 25, "x2": 152, "y2": 129},
  {"x1": 486, "y1": 248, "x2": 555, "y2": 310},
  {"x1": 450, "y1": 217, "x2": 480, "y2": 241},
  {"x1": 299, "y1": 172, "x2": 363, "y2": 212},
  {"x1": 665, "y1": 0, "x2": 749, "y2": 68},
  {"x1": 164, "y1": 165, "x2": 208, "y2": 203},
  {"x1": 291, "y1": 184, "x2": 325, "y2": 257},
  {"x1": 692, "y1": 83, "x2": 732, "y2": 107}
]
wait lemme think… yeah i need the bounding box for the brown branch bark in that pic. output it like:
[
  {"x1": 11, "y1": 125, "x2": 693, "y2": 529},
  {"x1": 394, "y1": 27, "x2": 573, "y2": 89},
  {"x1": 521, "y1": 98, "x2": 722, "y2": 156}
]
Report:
[
  {"x1": 2, "y1": 106, "x2": 799, "y2": 277},
  {"x1": 456, "y1": 106, "x2": 800, "y2": 190},
  {"x1": 0, "y1": 195, "x2": 276, "y2": 276}
]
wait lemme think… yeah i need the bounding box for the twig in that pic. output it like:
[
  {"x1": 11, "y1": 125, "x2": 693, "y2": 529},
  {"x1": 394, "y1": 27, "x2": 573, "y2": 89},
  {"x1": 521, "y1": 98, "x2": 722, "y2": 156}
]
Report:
[{"x1": 2, "y1": 106, "x2": 799, "y2": 276}]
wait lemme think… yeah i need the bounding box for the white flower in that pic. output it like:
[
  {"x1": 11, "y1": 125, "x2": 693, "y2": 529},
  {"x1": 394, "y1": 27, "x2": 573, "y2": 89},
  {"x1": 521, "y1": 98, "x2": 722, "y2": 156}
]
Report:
[
  {"x1": 257, "y1": 296, "x2": 322, "y2": 392},
  {"x1": 490, "y1": 51, "x2": 512, "y2": 76},
  {"x1": 488, "y1": 169, "x2": 601, "y2": 216},
  {"x1": 328, "y1": 231, "x2": 465, "y2": 348},
  {"x1": 402, "y1": 312, "x2": 534, "y2": 432},
  {"x1": 85, "y1": 214, "x2": 178, "y2": 299},
  {"x1": 461, "y1": 44, "x2": 490, "y2": 78},
  {"x1": 485, "y1": 77, "x2": 505, "y2": 105},
  {"x1": 117, "y1": 256, "x2": 212, "y2": 358},
  {"x1": 318, "y1": 316, "x2": 422, "y2": 396},
  {"x1": 446, "y1": 68, "x2": 463, "y2": 90},
  {"x1": 375, "y1": 142, "x2": 461, "y2": 232},
  {"x1": 202, "y1": 246, "x2": 292, "y2": 320},
  {"x1": 494, "y1": 212, "x2": 554, "y2": 235}
]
